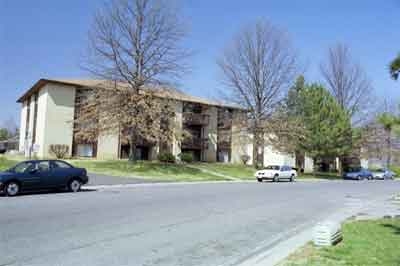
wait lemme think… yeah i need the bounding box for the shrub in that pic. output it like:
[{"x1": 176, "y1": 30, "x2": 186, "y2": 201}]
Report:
[
  {"x1": 157, "y1": 152, "x2": 176, "y2": 163},
  {"x1": 49, "y1": 144, "x2": 69, "y2": 159},
  {"x1": 240, "y1": 154, "x2": 250, "y2": 165},
  {"x1": 180, "y1": 152, "x2": 193, "y2": 163}
]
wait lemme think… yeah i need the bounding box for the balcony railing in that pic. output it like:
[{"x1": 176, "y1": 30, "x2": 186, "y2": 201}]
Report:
[
  {"x1": 182, "y1": 137, "x2": 208, "y2": 150},
  {"x1": 182, "y1": 112, "x2": 210, "y2": 126}
]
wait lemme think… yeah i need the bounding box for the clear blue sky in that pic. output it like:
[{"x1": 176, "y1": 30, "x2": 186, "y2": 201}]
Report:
[{"x1": 1, "y1": 0, "x2": 399, "y2": 126}]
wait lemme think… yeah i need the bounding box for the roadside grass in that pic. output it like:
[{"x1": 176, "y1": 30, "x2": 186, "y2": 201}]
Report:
[
  {"x1": 298, "y1": 172, "x2": 341, "y2": 180},
  {"x1": 67, "y1": 159, "x2": 229, "y2": 182},
  {"x1": 280, "y1": 218, "x2": 400, "y2": 266},
  {"x1": 0, "y1": 154, "x2": 346, "y2": 181},
  {"x1": 192, "y1": 162, "x2": 255, "y2": 179},
  {"x1": 0, "y1": 156, "x2": 20, "y2": 171}
]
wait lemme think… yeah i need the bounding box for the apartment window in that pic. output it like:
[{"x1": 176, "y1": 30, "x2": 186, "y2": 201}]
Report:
[{"x1": 76, "y1": 144, "x2": 94, "y2": 157}]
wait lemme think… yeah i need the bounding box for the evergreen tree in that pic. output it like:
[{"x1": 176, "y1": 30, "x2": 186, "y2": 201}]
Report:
[
  {"x1": 390, "y1": 54, "x2": 400, "y2": 80},
  {"x1": 298, "y1": 84, "x2": 353, "y2": 172}
]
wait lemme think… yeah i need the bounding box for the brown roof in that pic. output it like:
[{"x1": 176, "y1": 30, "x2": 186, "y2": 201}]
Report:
[{"x1": 17, "y1": 78, "x2": 244, "y2": 110}]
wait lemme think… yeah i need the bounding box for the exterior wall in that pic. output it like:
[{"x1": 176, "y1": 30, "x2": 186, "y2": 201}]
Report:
[
  {"x1": 172, "y1": 101, "x2": 183, "y2": 157},
  {"x1": 97, "y1": 133, "x2": 119, "y2": 160},
  {"x1": 40, "y1": 84, "x2": 76, "y2": 158},
  {"x1": 304, "y1": 156, "x2": 314, "y2": 173},
  {"x1": 35, "y1": 87, "x2": 50, "y2": 157},
  {"x1": 203, "y1": 106, "x2": 218, "y2": 162},
  {"x1": 263, "y1": 145, "x2": 295, "y2": 167},
  {"x1": 18, "y1": 102, "x2": 28, "y2": 153},
  {"x1": 27, "y1": 95, "x2": 35, "y2": 155}
]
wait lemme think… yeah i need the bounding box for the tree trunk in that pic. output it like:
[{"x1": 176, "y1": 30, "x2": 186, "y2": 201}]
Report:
[
  {"x1": 129, "y1": 130, "x2": 137, "y2": 163},
  {"x1": 252, "y1": 127, "x2": 264, "y2": 169},
  {"x1": 387, "y1": 128, "x2": 392, "y2": 168},
  {"x1": 338, "y1": 156, "x2": 344, "y2": 177},
  {"x1": 312, "y1": 157, "x2": 318, "y2": 176}
]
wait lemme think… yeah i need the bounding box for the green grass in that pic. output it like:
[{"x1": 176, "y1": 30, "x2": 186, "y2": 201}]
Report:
[
  {"x1": 281, "y1": 218, "x2": 400, "y2": 266},
  {"x1": 298, "y1": 171, "x2": 341, "y2": 180},
  {"x1": 192, "y1": 162, "x2": 255, "y2": 179},
  {"x1": 67, "y1": 159, "x2": 229, "y2": 182},
  {"x1": 0, "y1": 156, "x2": 20, "y2": 171},
  {"x1": 0, "y1": 154, "x2": 340, "y2": 182}
]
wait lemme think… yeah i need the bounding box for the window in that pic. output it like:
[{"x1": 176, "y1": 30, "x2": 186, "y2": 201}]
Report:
[
  {"x1": 13, "y1": 162, "x2": 35, "y2": 173},
  {"x1": 37, "y1": 161, "x2": 50, "y2": 172},
  {"x1": 76, "y1": 144, "x2": 93, "y2": 157},
  {"x1": 265, "y1": 165, "x2": 280, "y2": 170},
  {"x1": 53, "y1": 161, "x2": 72, "y2": 169}
]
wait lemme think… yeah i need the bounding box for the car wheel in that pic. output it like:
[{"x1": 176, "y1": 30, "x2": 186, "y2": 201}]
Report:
[
  {"x1": 273, "y1": 175, "x2": 279, "y2": 182},
  {"x1": 5, "y1": 181, "x2": 20, "y2": 197},
  {"x1": 68, "y1": 179, "x2": 82, "y2": 193},
  {"x1": 257, "y1": 178, "x2": 263, "y2": 183},
  {"x1": 290, "y1": 174, "x2": 295, "y2": 182},
  {"x1": 357, "y1": 175, "x2": 362, "y2": 181},
  {"x1": 369, "y1": 175, "x2": 373, "y2": 180}
]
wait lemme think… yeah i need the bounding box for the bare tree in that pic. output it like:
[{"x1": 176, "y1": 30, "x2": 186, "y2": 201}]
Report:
[
  {"x1": 218, "y1": 21, "x2": 298, "y2": 168},
  {"x1": 80, "y1": 0, "x2": 189, "y2": 161},
  {"x1": 320, "y1": 43, "x2": 373, "y2": 124}
]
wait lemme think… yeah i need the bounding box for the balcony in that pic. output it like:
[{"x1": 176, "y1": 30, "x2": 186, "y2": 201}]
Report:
[
  {"x1": 182, "y1": 112, "x2": 209, "y2": 126},
  {"x1": 217, "y1": 141, "x2": 231, "y2": 150},
  {"x1": 218, "y1": 121, "x2": 232, "y2": 129},
  {"x1": 182, "y1": 137, "x2": 208, "y2": 150}
]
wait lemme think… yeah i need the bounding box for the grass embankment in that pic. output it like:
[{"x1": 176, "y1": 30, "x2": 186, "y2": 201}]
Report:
[
  {"x1": 1, "y1": 154, "x2": 343, "y2": 181},
  {"x1": 298, "y1": 172, "x2": 341, "y2": 180},
  {"x1": 192, "y1": 162, "x2": 255, "y2": 179},
  {"x1": 281, "y1": 218, "x2": 400, "y2": 266},
  {"x1": 68, "y1": 159, "x2": 232, "y2": 181}
]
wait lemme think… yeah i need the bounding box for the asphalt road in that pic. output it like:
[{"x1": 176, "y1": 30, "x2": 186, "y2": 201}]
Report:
[{"x1": 1, "y1": 180, "x2": 400, "y2": 266}]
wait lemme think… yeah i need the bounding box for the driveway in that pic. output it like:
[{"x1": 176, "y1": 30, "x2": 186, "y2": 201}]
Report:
[{"x1": 1, "y1": 180, "x2": 399, "y2": 266}]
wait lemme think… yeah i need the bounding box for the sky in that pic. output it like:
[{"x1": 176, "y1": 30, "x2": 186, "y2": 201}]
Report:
[{"x1": 0, "y1": 0, "x2": 399, "y2": 127}]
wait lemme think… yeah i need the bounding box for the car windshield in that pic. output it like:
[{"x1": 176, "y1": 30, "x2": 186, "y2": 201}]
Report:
[{"x1": 265, "y1": 165, "x2": 280, "y2": 170}]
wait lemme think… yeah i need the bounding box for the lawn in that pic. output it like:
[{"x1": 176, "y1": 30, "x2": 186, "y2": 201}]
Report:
[
  {"x1": 192, "y1": 162, "x2": 255, "y2": 179},
  {"x1": 298, "y1": 171, "x2": 342, "y2": 180},
  {"x1": 67, "y1": 159, "x2": 230, "y2": 181},
  {"x1": 0, "y1": 154, "x2": 341, "y2": 182},
  {"x1": 0, "y1": 156, "x2": 20, "y2": 171},
  {"x1": 280, "y1": 218, "x2": 400, "y2": 266}
]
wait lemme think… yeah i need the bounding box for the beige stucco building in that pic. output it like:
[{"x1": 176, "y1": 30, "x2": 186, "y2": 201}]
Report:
[{"x1": 18, "y1": 79, "x2": 313, "y2": 171}]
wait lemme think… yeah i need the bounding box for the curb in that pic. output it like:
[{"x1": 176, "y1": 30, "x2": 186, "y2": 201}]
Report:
[{"x1": 83, "y1": 180, "x2": 254, "y2": 190}]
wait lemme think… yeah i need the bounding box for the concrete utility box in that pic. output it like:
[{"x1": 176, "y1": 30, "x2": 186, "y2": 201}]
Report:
[{"x1": 313, "y1": 221, "x2": 342, "y2": 246}]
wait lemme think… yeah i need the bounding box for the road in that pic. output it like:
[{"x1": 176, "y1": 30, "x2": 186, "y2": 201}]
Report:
[{"x1": 1, "y1": 180, "x2": 399, "y2": 266}]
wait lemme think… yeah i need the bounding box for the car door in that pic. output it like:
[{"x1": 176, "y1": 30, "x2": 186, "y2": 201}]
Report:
[
  {"x1": 13, "y1": 161, "x2": 41, "y2": 189},
  {"x1": 49, "y1": 160, "x2": 73, "y2": 187},
  {"x1": 281, "y1": 166, "x2": 290, "y2": 178},
  {"x1": 34, "y1": 161, "x2": 52, "y2": 188}
]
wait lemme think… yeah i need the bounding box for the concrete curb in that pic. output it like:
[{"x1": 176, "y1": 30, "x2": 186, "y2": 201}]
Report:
[{"x1": 83, "y1": 180, "x2": 254, "y2": 190}]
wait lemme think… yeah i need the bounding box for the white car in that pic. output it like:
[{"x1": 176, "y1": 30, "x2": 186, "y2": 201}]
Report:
[
  {"x1": 371, "y1": 169, "x2": 395, "y2": 180},
  {"x1": 255, "y1": 165, "x2": 297, "y2": 182}
]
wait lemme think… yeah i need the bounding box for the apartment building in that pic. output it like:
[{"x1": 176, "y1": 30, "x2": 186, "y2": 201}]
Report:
[{"x1": 17, "y1": 78, "x2": 309, "y2": 170}]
